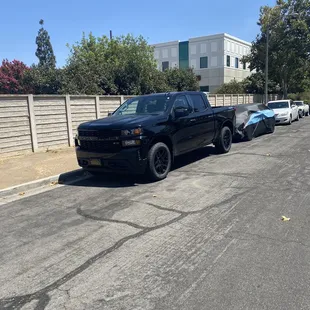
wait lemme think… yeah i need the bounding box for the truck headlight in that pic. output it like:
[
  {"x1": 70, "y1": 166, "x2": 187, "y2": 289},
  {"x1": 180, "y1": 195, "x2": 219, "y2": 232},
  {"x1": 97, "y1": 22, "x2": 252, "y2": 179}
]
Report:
[
  {"x1": 75, "y1": 133, "x2": 80, "y2": 146},
  {"x1": 121, "y1": 128, "x2": 143, "y2": 136}
]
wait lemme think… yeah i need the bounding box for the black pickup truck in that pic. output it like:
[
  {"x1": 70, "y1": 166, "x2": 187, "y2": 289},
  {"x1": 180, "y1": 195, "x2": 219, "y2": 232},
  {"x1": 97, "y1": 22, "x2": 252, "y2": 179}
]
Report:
[{"x1": 75, "y1": 91, "x2": 236, "y2": 181}]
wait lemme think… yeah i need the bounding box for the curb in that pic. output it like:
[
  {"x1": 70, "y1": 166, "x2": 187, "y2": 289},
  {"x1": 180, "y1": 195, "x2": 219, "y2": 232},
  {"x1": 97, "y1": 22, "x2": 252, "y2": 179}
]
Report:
[{"x1": 0, "y1": 169, "x2": 89, "y2": 199}]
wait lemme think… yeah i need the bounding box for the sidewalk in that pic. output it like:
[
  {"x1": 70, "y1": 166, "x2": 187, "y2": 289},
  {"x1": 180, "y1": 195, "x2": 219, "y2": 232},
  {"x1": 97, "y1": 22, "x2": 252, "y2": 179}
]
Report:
[{"x1": 0, "y1": 147, "x2": 79, "y2": 190}]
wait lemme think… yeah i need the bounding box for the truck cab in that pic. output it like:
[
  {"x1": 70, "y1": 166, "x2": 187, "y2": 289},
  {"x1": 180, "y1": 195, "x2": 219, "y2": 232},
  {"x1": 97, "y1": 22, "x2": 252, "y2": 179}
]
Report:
[{"x1": 75, "y1": 91, "x2": 235, "y2": 181}]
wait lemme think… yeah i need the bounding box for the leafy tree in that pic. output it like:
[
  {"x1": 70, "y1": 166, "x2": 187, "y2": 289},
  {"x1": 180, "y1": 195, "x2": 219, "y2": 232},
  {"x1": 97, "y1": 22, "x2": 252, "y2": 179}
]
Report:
[
  {"x1": 243, "y1": 72, "x2": 279, "y2": 94},
  {"x1": 0, "y1": 59, "x2": 31, "y2": 94},
  {"x1": 164, "y1": 68, "x2": 199, "y2": 92},
  {"x1": 244, "y1": 0, "x2": 310, "y2": 98},
  {"x1": 215, "y1": 79, "x2": 246, "y2": 94},
  {"x1": 23, "y1": 66, "x2": 63, "y2": 94},
  {"x1": 62, "y1": 33, "x2": 199, "y2": 95},
  {"x1": 35, "y1": 19, "x2": 56, "y2": 69}
]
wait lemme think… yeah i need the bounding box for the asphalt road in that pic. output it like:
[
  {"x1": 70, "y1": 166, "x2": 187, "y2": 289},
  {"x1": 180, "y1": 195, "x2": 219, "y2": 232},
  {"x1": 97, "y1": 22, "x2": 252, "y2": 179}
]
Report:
[{"x1": 1, "y1": 119, "x2": 310, "y2": 310}]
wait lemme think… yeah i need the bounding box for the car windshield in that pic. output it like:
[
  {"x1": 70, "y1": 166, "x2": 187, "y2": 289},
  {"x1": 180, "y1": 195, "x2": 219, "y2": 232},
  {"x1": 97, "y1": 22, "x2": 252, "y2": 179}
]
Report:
[
  {"x1": 268, "y1": 101, "x2": 289, "y2": 109},
  {"x1": 113, "y1": 95, "x2": 171, "y2": 116},
  {"x1": 294, "y1": 101, "x2": 303, "y2": 106}
]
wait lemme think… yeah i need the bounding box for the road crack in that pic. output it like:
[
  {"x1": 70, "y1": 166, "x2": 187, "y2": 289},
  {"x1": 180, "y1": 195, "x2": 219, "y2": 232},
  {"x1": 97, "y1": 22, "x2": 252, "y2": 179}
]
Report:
[{"x1": 0, "y1": 190, "x2": 251, "y2": 310}]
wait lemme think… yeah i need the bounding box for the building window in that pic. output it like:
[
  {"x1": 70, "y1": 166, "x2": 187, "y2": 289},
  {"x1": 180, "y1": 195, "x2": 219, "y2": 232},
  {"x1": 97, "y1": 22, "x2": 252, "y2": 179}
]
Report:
[
  {"x1": 200, "y1": 86, "x2": 209, "y2": 92},
  {"x1": 162, "y1": 61, "x2": 169, "y2": 71},
  {"x1": 235, "y1": 58, "x2": 239, "y2": 68},
  {"x1": 179, "y1": 41, "x2": 189, "y2": 69},
  {"x1": 243, "y1": 62, "x2": 246, "y2": 70},
  {"x1": 200, "y1": 57, "x2": 208, "y2": 68},
  {"x1": 226, "y1": 55, "x2": 230, "y2": 67}
]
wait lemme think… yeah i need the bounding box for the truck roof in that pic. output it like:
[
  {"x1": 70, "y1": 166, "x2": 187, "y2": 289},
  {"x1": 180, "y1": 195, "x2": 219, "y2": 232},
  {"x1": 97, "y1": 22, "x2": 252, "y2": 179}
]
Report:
[{"x1": 141, "y1": 91, "x2": 205, "y2": 97}]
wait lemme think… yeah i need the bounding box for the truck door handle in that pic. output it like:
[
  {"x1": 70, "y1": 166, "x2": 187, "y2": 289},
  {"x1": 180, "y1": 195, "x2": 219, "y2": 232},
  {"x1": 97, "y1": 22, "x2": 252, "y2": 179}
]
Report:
[{"x1": 190, "y1": 119, "x2": 197, "y2": 122}]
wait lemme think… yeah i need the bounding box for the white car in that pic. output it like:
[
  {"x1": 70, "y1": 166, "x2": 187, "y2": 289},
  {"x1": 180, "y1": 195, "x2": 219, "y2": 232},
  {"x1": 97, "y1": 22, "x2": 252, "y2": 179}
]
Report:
[
  {"x1": 294, "y1": 101, "x2": 309, "y2": 117},
  {"x1": 267, "y1": 100, "x2": 299, "y2": 125}
]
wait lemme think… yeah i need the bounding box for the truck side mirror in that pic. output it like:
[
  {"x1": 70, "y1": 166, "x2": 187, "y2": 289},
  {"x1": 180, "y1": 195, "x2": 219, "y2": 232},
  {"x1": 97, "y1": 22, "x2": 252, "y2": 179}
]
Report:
[{"x1": 174, "y1": 106, "x2": 190, "y2": 118}]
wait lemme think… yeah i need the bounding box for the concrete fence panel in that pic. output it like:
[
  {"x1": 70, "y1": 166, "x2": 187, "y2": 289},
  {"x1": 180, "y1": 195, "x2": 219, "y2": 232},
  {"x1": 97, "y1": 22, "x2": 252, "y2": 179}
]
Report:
[
  {"x1": 99, "y1": 96, "x2": 122, "y2": 118},
  {"x1": 34, "y1": 96, "x2": 68, "y2": 149},
  {"x1": 0, "y1": 96, "x2": 32, "y2": 155},
  {"x1": 70, "y1": 96, "x2": 97, "y2": 134},
  {"x1": 0, "y1": 93, "x2": 263, "y2": 156}
]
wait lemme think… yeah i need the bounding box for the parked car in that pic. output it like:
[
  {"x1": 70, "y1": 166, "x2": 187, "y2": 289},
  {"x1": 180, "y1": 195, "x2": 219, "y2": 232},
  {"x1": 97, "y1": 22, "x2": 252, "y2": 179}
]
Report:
[
  {"x1": 294, "y1": 100, "x2": 309, "y2": 117},
  {"x1": 234, "y1": 103, "x2": 275, "y2": 141},
  {"x1": 267, "y1": 100, "x2": 299, "y2": 125},
  {"x1": 75, "y1": 91, "x2": 236, "y2": 181}
]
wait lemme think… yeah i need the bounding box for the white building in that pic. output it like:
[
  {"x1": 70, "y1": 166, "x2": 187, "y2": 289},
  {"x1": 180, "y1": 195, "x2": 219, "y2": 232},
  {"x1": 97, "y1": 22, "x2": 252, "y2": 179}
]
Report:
[{"x1": 152, "y1": 33, "x2": 252, "y2": 93}]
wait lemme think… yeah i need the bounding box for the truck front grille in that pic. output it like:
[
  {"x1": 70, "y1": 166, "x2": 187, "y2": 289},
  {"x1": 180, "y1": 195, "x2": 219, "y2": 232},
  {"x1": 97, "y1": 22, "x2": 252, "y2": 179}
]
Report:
[
  {"x1": 79, "y1": 140, "x2": 121, "y2": 153},
  {"x1": 78, "y1": 130, "x2": 121, "y2": 138},
  {"x1": 78, "y1": 129, "x2": 122, "y2": 152}
]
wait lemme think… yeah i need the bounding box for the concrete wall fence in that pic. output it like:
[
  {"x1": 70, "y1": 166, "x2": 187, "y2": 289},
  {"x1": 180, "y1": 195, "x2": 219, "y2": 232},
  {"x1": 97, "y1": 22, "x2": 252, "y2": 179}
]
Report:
[{"x1": 0, "y1": 93, "x2": 277, "y2": 156}]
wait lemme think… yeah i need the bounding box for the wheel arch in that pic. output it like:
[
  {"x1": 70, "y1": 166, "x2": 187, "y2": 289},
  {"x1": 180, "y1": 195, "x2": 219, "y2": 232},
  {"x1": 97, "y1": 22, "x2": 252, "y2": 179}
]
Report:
[{"x1": 149, "y1": 135, "x2": 174, "y2": 159}]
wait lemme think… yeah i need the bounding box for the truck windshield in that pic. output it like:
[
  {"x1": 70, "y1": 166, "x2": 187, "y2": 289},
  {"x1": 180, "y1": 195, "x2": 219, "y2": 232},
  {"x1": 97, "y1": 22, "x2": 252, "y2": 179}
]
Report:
[
  {"x1": 114, "y1": 95, "x2": 171, "y2": 116},
  {"x1": 268, "y1": 101, "x2": 289, "y2": 109}
]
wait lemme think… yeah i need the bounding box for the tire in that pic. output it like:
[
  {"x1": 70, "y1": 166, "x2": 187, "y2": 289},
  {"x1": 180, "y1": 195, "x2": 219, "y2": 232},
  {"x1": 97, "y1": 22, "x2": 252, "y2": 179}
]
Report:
[
  {"x1": 147, "y1": 142, "x2": 171, "y2": 181},
  {"x1": 214, "y1": 126, "x2": 232, "y2": 154},
  {"x1": 288, "y1": 115, "x2": 292, "y2": 125}
]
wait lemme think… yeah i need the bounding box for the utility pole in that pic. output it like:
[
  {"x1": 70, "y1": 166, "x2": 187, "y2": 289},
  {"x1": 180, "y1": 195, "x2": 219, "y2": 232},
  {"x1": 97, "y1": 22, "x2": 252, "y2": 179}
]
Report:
[
  {"x1": 265, "y1": 24, "x2": 269, "y2": 104},
  {"x1": 110, "y1": 30, "x2": 113, "y2": 40}
]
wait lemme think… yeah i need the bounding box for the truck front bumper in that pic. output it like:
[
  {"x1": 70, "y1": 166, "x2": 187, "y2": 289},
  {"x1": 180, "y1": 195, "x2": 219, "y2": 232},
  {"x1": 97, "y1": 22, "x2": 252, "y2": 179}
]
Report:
[{"x1": 76, "y1": 146, "x2": 148, "y2": 175}]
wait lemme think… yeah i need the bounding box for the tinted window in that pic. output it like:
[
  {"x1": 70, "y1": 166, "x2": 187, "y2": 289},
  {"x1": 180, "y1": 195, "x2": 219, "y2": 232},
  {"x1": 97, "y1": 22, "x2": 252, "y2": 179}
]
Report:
[
  {"x1": 174, "y1": 95, "x2": 191, "y2": 110},
  {"x1": 200, "y1": 86, "x2": 209, "y2": 92},
  {"x1": 200, "y1": 57, "x2": 208, "y2": 68},
  {"x1": 114, "y1": 95, "x2": 170, "y2": 115},
  {"x1": 267, "y1": 101, "x2": 289, "y2": 109},
  {"x1": 226, "y1": 55, "x2": 230, "y2": 67},
  {"x1": 189, "y1": 94, "x2": 207, "y2": 112},
  {"x1": 162, "y1": 61, "x2": 169, "y2": 71},
  {"x1": 235, "y1": 58, "x2": 239, "y2": 68}
]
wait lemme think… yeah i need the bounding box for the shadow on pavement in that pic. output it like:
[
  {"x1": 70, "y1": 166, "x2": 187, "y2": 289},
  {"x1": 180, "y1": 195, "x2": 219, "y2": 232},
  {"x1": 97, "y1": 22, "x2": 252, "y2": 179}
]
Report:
[{"x1": 61, "y1": 146, "x2": 217, "y2": 188}]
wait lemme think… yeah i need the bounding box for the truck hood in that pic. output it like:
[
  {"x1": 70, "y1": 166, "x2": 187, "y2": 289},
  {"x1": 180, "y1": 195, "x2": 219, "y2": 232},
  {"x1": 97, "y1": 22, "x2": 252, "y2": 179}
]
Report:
[{"x1": 78, "y1": 114, "x2": 167, "y2": 130}]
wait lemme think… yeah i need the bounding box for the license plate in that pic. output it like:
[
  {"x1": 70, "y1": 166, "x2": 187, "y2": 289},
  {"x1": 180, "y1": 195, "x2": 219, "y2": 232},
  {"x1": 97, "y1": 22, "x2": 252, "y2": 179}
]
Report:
[{"x1": 90, "y1": 159, "x2": 101, "y2": 166}]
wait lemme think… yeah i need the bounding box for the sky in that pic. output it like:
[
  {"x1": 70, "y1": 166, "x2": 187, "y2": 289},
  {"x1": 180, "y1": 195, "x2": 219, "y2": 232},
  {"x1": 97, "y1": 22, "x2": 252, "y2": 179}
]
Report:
[{"x1": 0, "y1": 0, "x2": 276, "y2": 68}]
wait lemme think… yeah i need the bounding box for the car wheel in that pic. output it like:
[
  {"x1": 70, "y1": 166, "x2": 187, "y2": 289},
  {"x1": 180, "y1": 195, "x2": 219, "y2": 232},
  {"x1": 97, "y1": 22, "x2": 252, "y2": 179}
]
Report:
[
  {"x1": 147, "y1": 142, "x2": 171, "y2": 181},
  {"x1": 288, "y1": 115, "x2": 292, "y2": 125},
  {"x1": 214, "y1": 126, "x2": 232, "y2": 154}
]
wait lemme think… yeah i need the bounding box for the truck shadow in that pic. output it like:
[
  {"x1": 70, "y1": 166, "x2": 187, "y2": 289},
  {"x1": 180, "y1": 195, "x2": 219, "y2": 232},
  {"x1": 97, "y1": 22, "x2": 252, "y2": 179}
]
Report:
[{"x1": 60, "y1": 146, "x2": 217, "y2": 188}]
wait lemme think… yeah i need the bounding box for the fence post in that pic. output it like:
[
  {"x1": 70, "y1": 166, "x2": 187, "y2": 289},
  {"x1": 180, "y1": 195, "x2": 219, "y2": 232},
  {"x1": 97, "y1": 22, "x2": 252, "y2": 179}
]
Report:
[
  {"x1": 223, "y1": 94, "x2": 225, "y2": 106},
  {"x1": 27, "y1": 94, "x2": 38, "y2": 152},
  {"x1": 215, "y1": 94, "x2": 217, "y2": 107},
  {"x1": 243, "y1": 94, "x2": 245, "y2": 104},
  {"x1": 230, "y1": 94, "x2": 233, "y2": 105},
  {"x1": 95, "y1": 96, "x2": 100, "y2": 119},
  {"x1": 237, "y1": 94, "x2": 239, "y2": 105},
  {"x1": 120, "y1": 95, "x2": 124, "y2": 105},
  {"x1": 65, "y1": 95, "x2": 74, "y2": 147}
]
